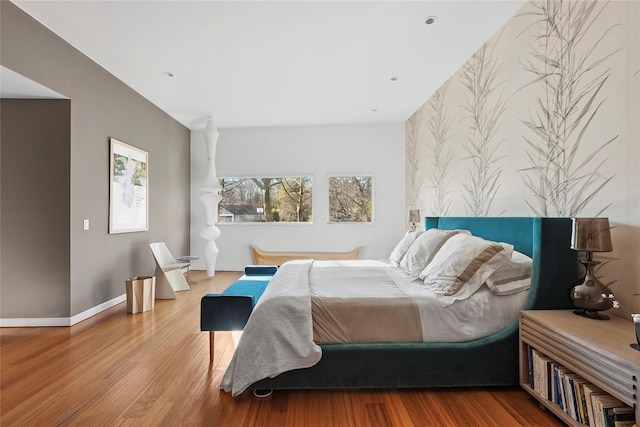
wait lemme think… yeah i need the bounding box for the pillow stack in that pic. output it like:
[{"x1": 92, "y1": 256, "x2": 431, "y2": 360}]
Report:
[
  {"x1": 485, "y1": 250, "x2": 532, "y2": 295},
  {"x1": 419, "y1": 234, "x2": 513, "y2": 304},
  {"x1": 388, "y1": 228, "x2": 532, "y2": 304},
  {"x1": 389, "y1": 231, "x2": 424, "y2": 267},
  {"x1": 399, "y1": 229, "x2": 470, "y2": 276}
]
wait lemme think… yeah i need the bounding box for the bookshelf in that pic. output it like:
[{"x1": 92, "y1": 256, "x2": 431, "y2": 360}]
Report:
[{"x1": 519, "y1": 310, "x2": 639, "y2": 426}]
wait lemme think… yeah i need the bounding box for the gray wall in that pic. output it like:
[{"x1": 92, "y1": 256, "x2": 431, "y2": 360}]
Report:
[
  {"x1": 1, "y1": 99, "x2": 71, "y2": 317},
  {"x1": 0, "y1": 2, "x2": 190, "y2": 318}
]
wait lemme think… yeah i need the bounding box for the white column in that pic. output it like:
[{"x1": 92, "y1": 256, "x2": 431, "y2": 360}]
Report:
[{"x1": 200, "y1": 120, "x2": 223, "y2": 277}]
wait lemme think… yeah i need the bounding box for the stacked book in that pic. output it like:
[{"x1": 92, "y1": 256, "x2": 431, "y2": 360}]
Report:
[{"x1": 527, "y1": 346, "x2": 635, "y2": 427}]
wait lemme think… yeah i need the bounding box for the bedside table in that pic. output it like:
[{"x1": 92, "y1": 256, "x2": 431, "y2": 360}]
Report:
[
  {"x1": 519, "y1": 310, "x2": 639, "y2": 426},
  {"x1": 177, "y1": 255, "x2": 199, "y2": 284}
]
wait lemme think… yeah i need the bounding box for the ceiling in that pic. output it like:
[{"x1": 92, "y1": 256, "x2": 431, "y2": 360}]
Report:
[
  {"x1": 8, "y1": 0, "x2": 525, "y2": 130},
  {"x1": 1, "y1": 66, "x2": 67, "y2": 99}
]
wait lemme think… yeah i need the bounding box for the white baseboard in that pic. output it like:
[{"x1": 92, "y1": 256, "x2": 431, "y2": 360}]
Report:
[
  {"x1": 0, "y1": 317, "x2": 71, "y2": 327},
  {"x1": 0, "y1": 294, "x2": 126, "y2": 327}
]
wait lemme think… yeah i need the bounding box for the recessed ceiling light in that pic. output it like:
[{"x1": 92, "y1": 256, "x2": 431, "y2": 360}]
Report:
[
  {"x1": 163, "y1": 71, "x2": 174, "y2": 77},
  {"x1": 424, "y1": 16, "x2": 437, "y2": 25}
]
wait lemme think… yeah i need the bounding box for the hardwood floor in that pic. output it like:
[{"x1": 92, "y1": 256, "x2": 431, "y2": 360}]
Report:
[{"x1": 1, "y1": 271, "x2": 563, "y2": 427}]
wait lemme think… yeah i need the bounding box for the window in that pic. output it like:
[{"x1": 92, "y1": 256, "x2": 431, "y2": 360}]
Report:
[
  {"x1": 218, "y1": 177, "x2": 312, "y2": 223},
  {"x1": 328, "y1": 175, "x2": 373, "y2": 223}
]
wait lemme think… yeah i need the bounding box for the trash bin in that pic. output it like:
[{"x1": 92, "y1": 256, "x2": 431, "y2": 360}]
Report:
[{"x1": 126, "y1": 276, "x2": 156, "y2": 313}]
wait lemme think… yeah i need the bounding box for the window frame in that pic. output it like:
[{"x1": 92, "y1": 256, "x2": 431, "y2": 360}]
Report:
[
  {"x1": 327, "y1": 174, "x2": 374, "y2": 224},
  {"x1": 217, "y1": 175, "x2": 314, "y2": 224}
]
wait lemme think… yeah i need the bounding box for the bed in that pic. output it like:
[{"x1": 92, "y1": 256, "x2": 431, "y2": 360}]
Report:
[{"x1": 222, "y1": 217, "x2": 579, "y2": 395}]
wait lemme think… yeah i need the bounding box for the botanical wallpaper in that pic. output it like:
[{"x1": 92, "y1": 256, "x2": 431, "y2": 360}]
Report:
[
  {"x1": 405, "y1": 0, "x2": 640, "y2": 314},
  {"x1": 519, "y1": 1, "x2": 619, "y2": 217},
  {"x1": 459, "y1": 32, "x2": 507, "y2": 217}
]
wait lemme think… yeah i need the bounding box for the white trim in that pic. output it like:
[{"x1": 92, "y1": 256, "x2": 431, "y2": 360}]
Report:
[
  {"x1": 0, "y1": 294, "x2": 126, "y2": 327},
  {"x1": 70, "y1": 294, "x2": 126, "y2": 325},
  {"x1": 0, "y1": 317, "x2": 71, "y2": 327}
]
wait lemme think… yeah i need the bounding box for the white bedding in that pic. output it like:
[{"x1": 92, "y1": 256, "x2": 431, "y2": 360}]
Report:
[
  {"x1": 221, "y1": 259, "x2": 527, "y2": 395},
  {"x1": 221, "y1": 260, "x2": 321, "y2": 396},
  {"x1": 312, "y1": 260, "x2": 527, "y2": 342}
]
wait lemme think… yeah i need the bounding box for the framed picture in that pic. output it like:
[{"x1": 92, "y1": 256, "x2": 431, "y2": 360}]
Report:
[{"x1": 109, "y1": 138, "x2": 148, "y2": 233}]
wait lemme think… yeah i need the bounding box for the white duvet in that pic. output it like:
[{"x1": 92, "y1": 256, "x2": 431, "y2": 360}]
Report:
[
  {"x1": 221, "y1": 260, "x2": 321, "y2": 396},
  {"x1": 221, "y1": 259, "x2": 527, "y2": 395},
  {"x1": 312, "y1": 259, "x2": 527, "y2": 342}
]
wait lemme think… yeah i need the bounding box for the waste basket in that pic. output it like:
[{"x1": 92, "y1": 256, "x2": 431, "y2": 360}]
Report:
[{"x1": 126, "y1": 276, "x2": 156, "y2": 313}]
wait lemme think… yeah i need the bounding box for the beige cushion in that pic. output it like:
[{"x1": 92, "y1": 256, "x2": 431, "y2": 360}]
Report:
[
  {"x1": 399, "y1": 229, "x2": 469, "y2": 276},
  {"x1": 486, "y1": 250, "x2": 532, "y2": 295},
  {"x1": 419, "y1": 234, "x2": 513, "y2": 305}
]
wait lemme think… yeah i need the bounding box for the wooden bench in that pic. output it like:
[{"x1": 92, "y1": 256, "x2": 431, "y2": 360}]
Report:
[
  {"x1": 200, "y1": 265, "x2": 277, "y2": 362},
  {"x1": 250, "y1": 245, "x2": 360, "y2": 266}
]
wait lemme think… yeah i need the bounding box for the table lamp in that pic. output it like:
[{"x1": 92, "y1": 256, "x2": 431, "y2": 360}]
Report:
[
  {"x1": 409, "y1": 209, "x2": 420, "y2": 232},
  {"x1": 570, "y1": 217, "x2": 616, "y2": 320}
]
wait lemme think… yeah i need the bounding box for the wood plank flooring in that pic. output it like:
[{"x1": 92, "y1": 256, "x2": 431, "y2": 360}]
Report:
[{"x1": 1, "y1": 270, "x2": 563, "y2": 426}]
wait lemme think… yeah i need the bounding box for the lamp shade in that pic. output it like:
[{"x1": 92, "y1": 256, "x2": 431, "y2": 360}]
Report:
[
  {"x1": 571, "y1": 217, "x2": 613, "y2": 252},
  {"x1": 409, "y1": 209, "x2": 421, "y2": 223}
]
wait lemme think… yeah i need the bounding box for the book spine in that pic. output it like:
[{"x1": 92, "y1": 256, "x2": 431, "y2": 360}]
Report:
[{"x1": 526, "y1": 345, "x2": 635, "y2": 427}]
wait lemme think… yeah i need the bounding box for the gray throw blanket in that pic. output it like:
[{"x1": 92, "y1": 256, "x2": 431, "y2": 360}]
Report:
[{"x1": 221, "y1": 260, "x2": 322, "y2": 396}]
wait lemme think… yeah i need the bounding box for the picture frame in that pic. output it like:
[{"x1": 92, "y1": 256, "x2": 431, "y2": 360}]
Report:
[{"x1": 109, "y1": 137, "x2": 148, "y2": 233}]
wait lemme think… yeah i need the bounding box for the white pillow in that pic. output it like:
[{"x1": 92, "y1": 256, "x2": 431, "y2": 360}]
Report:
[
  {"x1": 419, "y1": 233, "x2": 513, "y2": 306},
  {"x1": 399, "y1": 229, "x2": 469, "y2": 276},
  {"x1": 486, "y1": 250, "x2": 532, "y2": 295},
  {"x1": 389, "y1": 231, "x2": 423, "y2": 267}
]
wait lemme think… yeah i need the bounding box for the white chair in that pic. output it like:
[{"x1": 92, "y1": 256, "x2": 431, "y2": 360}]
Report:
[{"x1": 149, "y1": 242, "x2": 191, "y2": 299}]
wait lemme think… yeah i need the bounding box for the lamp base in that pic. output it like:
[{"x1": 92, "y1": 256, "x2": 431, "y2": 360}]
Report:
[
  {"x1": 572, "y1": 309, "x2": 610, "y2": 320},
  {"x1": 570, "y1": 259, "x2": 615, "y2": 320}
]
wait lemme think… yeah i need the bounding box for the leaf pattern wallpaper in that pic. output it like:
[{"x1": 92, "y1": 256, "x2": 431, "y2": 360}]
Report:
[
  {"x1": 405, "y1": 109, "x2": 424, "y2": 212},
  {"x1": 460, "y1": 35, "x2": 507, "y2": 217},
  {"x1": 405, "y1": 0, "x2": 640, "y2": 314},
  {"x1": 405, "y1": 82, "x2": 455, "y2": 216},
  {"x1": 425, "y1": 82, "x2": 454, "y2": 216},
  {"x1": 518, "y1": 0, "x2": 619, "y2": 217}
]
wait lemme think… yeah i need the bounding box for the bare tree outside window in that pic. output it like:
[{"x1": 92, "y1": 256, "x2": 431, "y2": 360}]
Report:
[
  {"x1": 218, "y1": 177, "x2": 312, "y2": 223},
  {"x1": 328, "y1": 176, "x2": 373, "y2": 223}
]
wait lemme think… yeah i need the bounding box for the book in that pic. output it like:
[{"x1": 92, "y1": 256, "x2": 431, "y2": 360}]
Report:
[
  {"x1": 564, "y1": 372, "x2": 581, "y2": 421},
  {"x1": 527, "y1": 345, "x2": 534, "y2": 388},
  {"x1": 531, "y1": 349, "x2": 551, "y2": 399},
  {"x1": 550, "y1": 363, "x2": 559, "y2": 407},
  {"x1": 612, "y1": 406, "x2": 635, "y2": 427},
  {"x1": 556, "y1": 365, "x2": 570, "y2": 414},
  {"x1": 572, "y1": 376, "x2": 586, "y2": 424},
  {"x1": 582, "y1": 383, "x2": 605, "y2": 426},
  {"x1": 540, "y1": 356, "x2": 553, "y2": 400},
  {"x1": 592, "y1": 394, "x2": 624, "y2": 427}
]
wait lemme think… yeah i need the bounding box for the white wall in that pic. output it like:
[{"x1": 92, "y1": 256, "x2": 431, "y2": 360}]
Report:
[{"x1": 190, "y1": 123, "x2": 406, "y2": 271}]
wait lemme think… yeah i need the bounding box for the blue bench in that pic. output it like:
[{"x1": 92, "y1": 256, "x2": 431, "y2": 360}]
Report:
[{"x1": 200, "y1": 265, "x2": 277, "y2": 361}]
